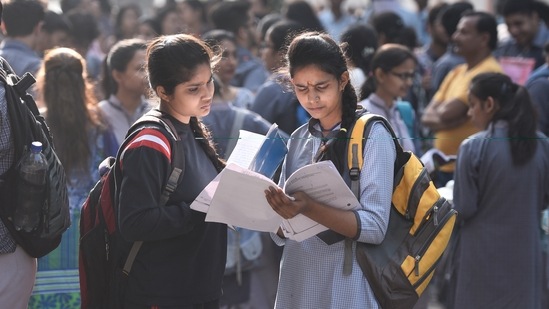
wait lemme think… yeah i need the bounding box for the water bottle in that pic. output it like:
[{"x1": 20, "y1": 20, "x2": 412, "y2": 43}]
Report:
[{"x1": 13, "y1": 141, "x2": 47, "y2": 232}]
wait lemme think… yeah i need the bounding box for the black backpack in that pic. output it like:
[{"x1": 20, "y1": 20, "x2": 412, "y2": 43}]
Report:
[
  {"x1": 79, "y1": 110, "x2": 185, "y2": 309},
  {"x1": 0, "y1": 58, "x2": 70, "y2": 258}
]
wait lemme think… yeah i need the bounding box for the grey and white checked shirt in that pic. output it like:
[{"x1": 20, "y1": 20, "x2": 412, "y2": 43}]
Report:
[
  {"x1": 0, "y1": 81, "x2": 17, "y2": 254},
  {"x1": 271, "y1": 121, "x2": 396, "y2": 309}
]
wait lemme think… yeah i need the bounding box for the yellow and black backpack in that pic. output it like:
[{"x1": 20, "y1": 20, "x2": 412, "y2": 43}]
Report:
[{"x1": 348, "y1": 113, "x2": 457, "y2": 309}]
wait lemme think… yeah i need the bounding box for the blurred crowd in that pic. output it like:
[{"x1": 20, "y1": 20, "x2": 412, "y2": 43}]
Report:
[{"x1": 1, "y1": 0, "x2": 548, "y2": 308}]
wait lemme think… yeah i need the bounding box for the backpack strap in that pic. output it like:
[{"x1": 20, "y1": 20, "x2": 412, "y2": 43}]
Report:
[
  {"x1": 347, "y1": 113, "x2": 404, "y2": 198},
  {"x1": 0, "y1": 58, "x2": 39, "y2": 117},
  {"x1": 117, "y1": 109, "x2": 186, "y2": 275},
  {"x1": 224, "y1": 108, "x2": 247, "y2": 160},
  {"x1": 343, "y1": 112, "x2": 405, "y2": 276}
]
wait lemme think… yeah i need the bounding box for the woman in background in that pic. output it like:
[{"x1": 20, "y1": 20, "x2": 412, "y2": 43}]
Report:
[
  {"x1": 358, "y1": 44, "x2": 418, "y2": 152},
  {"x1": 99, "y1": 38, "x2": 151, "y2": 147},
  {"x1": 28, "y1": 47, "x2": 117, "y2": 308},
  {"x1": 202, "y1": 30, "x2": 255, "y2": 109},
  {"x1": 340, "y1": 23, "x2": 378, "y2": 98},
  {"x1": 452, "y1": 72, "x2": 549, "y2": 308}
]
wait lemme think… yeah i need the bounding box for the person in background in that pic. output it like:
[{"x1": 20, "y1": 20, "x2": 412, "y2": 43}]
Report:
[
  {"x1": 283, "y1": 0, "x2": 325, "y2": 33},
  {"x1": 340, "y1": 23, "x2": 378, "y2": 98},
  {"x1": 249, "y1": 0, "x2": 272, "y2": 20},
  {"x1": 116, "y1": 33, "x2": 227, "y2": 308},
  {"x1": 370, "y1": 11, "x2": 405, "y2": 46},
  {"x1": 358, "y1": 44, "x2": 418, "y2": 153},
  {"x1": 413, "y1": 0, "x2": 431, "y2": 47},
  {"x1": 318, "y1": 0, "x2": 357, "y2": 42},
  {"x1": 137, "y1": 17, "x2": 161, "y2": 42},
  {"x1": 414, "y1": 2, "x2": 449, "y2": 103},
  {"x1": 0, "y1": 2, "x2": 37, "y2": 308},
  {"x1": 155, "y1": 3, "x2": 184, "y2": 35},
  {"x1": 99, "y1": 38, "x2": 151, "y2": 146},
  {"x1": 113, "y1": 3, "x2": 142, "y2": 41},
  {"x1": 251, "y1": 20, "x2": 306, "y2": 136},
  {"x1": 177, "y1": 0, "x2": 210, "y2": 37},
  {"x1": 202, "y1": 30, "x2": 254, "y2": 110},
  {"x1": 36, "y1": 10, "x2": 71, "y2": 57},
  {"x1": 256, "y1": 12, "x2": 283, "y2": 44},
  {"x1": 210, "y1": 0, "x2": 269, "y2": 93},
  {"x1": 421, "y1": 11, "x2": 502, "y2": 187},
  {"x1": 361, "y1": 0, "x2": 422, "y2": 44},
  {"x1": 0, "y1": 0, "x2": 45, "y2": 76},
  {"x1": 28, "y1": 47, "x2": 117, "y2": 309},
  {"x1": 264, "y1": 31, "x2": 395, "y2": 309},
  {"x1": 202, "y1": 32, "x2": 275, "y2": 308},
  {"x1": 65, "y1": 10, "x2": 102, "y2": 81},
  {"x1": 452, "y1": 72, "x2": 549, "y2": 309},
  {"x1": 495, "y1": 0, "x2": 549, "y2": 70},
  {"x1": 526, "y1": 41, "x2": 549, "y2": 135},
  {"x1": 429, "y1": 1, "x2": 472, "y2": 93}
]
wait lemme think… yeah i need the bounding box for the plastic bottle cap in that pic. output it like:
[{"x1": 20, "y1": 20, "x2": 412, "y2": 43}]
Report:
[{"x1": 30, "y1": 141, "x2": 43, "y2": 153}]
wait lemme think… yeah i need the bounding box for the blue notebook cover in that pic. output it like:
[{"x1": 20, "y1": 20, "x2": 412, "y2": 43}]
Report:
[{"x1": 248, "y1": 124, "x2": 288, "y2": 179}]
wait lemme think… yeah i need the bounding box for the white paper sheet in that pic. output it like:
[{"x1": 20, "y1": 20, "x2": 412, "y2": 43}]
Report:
[
  {"x1": 203, "y1": 161, "x2": 360, "y2": 241},
  {"x1": 204, "y1": 164, "x2": 282, "y2": 232}
]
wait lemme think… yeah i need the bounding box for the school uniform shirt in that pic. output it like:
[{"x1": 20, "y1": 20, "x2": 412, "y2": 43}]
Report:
[
  {"x1": 98, "y1": 95, "x2": 152, "y2": 146},
  {"x1": 452, "y1": 121, "x2": 549, "y2": 308},
  {"x1": 117, "y1": 113, "x2": 226, "y2": 306},
  {"x1": 359, "y1": 93, "x2": 416, "y2": 153},
  {"x1": 270, "y1": 118, "x2": 396, "y2": 309}
]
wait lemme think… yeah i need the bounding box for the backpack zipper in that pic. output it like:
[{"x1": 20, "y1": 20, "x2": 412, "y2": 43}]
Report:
[
  {"x1": 413, "y1": 203, "x2": 456, "y2": 276},
  {"x1": 104, "y1": 229, "x2": 110, "y2": 261},
  {"x1": 405, "y1": 168, "x2": 429, "y2": 220}
]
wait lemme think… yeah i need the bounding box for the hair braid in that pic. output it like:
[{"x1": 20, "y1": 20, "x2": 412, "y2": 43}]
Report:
[
  {"x1": 189, "y1": 117, "x2": 225, "y2": 172},
  {"x1": 327, "y1": 83, "x2": 358, "y2": 174}
]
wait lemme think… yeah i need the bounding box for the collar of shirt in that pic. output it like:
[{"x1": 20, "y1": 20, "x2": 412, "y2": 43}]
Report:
[
  {"x1": 0, "y1": 39, "x2": 37, "y2": 56},
  {"x1": 367, "y1": 93, "x2": 398, "y2": 116}
]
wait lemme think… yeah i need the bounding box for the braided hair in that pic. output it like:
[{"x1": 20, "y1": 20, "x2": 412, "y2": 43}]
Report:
[
  {"x1": 286, "y1": 32, "x2": 358, "y2": 174},
  {"x1": 146, "y1": 34, "x2": 225, "y2": 171}
]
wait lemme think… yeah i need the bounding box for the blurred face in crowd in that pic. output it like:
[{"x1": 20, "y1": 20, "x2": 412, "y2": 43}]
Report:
[
  {"x1": 375, "y1": 58, "x2": 416, "y2": 102},
  {"x1": 138, "y1": 22, "x2": 158, "y2": 41},
  {"x1": 467, "y1": 91, "x2": 497, "y2": 130},
  {"x1": 37, "y1": 29, "x2": 70, "y2": 53},
  {"x1": 431, "y1": 18, "x2": 449, "y2": 45},
  {"x1": 120, "y1": 8, "x2": 140, "y2": 39},
  {"x1": 216, "y1": 39, "x2": 238, "y2": 85},
  {"x1": 504, "y1": 12, "x2": 539, "y2": 47},
  {"x1": 260, "y1": 29, "x2": 281, "y2": 72},
  {"x1": 452, "y1": 16, "x2": 487, "y2": 58},
  {"x1": 178, "y1": 2, "x2": 200, "y2": 27},
  {"x1": 114, "y1": 49, "x2": 148, "y2": 96},
  {"x1": 161, "y1": 11, "x2": 183, "y2": 35}
]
